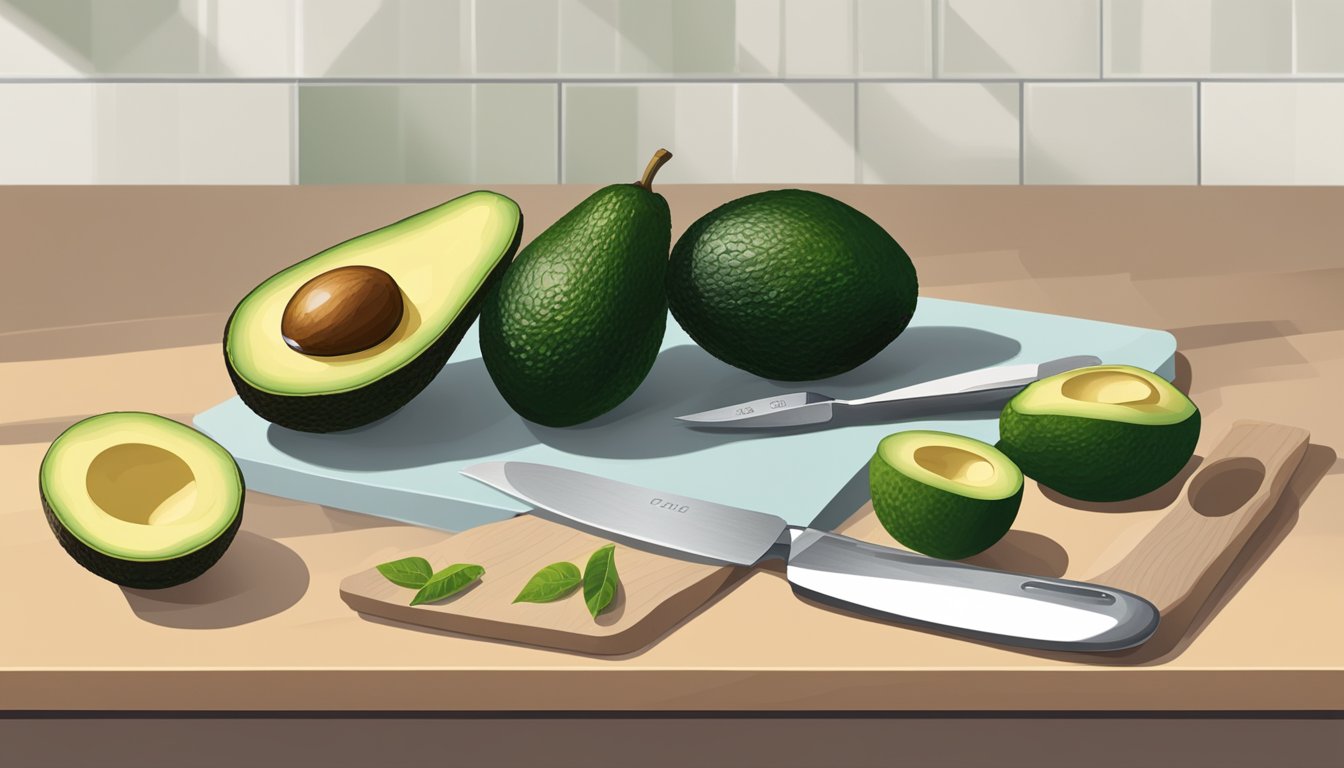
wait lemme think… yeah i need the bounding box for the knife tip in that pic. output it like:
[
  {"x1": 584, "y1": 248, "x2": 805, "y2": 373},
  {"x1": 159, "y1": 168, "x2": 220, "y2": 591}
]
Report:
[
  {"x1": 460, "y1": 461, "x2": 510, "y2": 487},
  {"x1": 673, "y1": 413, "x2": 710, "y2": 424}
]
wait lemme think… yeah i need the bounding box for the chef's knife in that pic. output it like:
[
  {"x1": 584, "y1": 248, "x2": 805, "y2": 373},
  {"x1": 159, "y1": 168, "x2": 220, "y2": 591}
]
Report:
[
  {"x1": 461, "y1": 462, "x2": 1159, "y2": 652},
  {"x1": 676, "y1": 355, "x2": 1101, "y2": 428}
]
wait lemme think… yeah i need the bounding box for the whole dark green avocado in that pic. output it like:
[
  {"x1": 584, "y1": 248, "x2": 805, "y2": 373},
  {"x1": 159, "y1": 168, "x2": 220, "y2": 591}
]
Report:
[
  {"x1": 479, "y1": 150, "x2": 674, "y2": 427},
  {"x1": 666, "y1": 189, "x2": 918, "y2": 381}
]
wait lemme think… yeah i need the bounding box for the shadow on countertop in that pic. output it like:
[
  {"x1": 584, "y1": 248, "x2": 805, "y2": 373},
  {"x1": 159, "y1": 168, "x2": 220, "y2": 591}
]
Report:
[
  {"x1": 265, "y1": 325, "x2": 1021, "y2": 468},
  {"x1": 121, "y1": 531, "x2": 309, "y2": 629}
]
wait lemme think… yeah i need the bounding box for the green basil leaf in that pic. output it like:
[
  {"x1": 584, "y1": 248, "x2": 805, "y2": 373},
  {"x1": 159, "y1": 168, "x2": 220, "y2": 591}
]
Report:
[
  {"x1": 582, "y1": 544, "x2": 619, "y2": 619},
  {"x1": 376, "y1": 556, "x2": 433, "y2": 589},
  {"x1": 513, "y1": 562, "x2": 582, "y2": 604},
  {"x1": 410, "y1": 563, "x2": 485, "y2": 606}
]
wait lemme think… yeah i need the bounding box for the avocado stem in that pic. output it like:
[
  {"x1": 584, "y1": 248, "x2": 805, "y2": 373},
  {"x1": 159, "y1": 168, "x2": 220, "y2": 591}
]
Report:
[{"x1": 636, "y1": 148, "x2": 673, "y2": 191}]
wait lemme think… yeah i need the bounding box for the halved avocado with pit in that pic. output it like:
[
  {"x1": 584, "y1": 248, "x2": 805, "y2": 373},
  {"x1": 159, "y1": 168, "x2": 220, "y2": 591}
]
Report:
[
  {"x1": 224, "y1": 191, "x2": 523, "y2": 432},
  {"x1": 998, "y1": 364, "x2": 1200, "y2": 502},
  {"x1": 869, "y1": 430, "x2": 1024, "y2": 560},
  {"x1": 39, "y1": 412, "x2": 244, "y2": 589}
]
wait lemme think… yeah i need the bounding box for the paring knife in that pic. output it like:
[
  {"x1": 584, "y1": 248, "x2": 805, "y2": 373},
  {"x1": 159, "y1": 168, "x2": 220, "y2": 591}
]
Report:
[
  {"x1": 461, "y1": 462, "x2": 1159, "y2": 652},
  {"x1": 676, "y1": 355, "x2": 1102, "y2": 428}
]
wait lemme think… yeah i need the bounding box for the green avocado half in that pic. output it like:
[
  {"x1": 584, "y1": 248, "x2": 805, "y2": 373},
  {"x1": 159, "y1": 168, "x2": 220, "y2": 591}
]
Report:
[
  {"x1": 39, "y1": 412, "x2": 244, "y2": 589},
  {"x1": 870, "y1": 430, "x2": 1023, "y2": 560},
  {"x1": 224, "y1": 191, "x2": 523, "y2": 432},
  {"x1": 998, "y1": 365, "x2": 1200, "y2": 502}
]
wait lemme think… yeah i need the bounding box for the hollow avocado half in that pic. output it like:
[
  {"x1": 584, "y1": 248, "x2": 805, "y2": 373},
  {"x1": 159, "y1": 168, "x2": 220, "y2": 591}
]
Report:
[
  {"x1": 998, "y1": 365, "x2": 1200, "y2": 502},
  {"x1": 39, "y1": 412, "x2": 245, "y2": 589},
  {"x1": 225, "y1": 191, "x2": 523, "y2": 432},
  {"x1": 869, "y1": 430, "x2": 1024, "y2": 560}
]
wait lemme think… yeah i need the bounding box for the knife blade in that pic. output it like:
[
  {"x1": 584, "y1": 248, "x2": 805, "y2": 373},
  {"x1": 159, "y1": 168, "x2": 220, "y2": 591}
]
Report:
[
  {"x1": 461, "y1": 462, "x2": 1160, "y2": 652},
  {"x1": 676, "y1": 355, "x2": 1102, "y2": 428}
]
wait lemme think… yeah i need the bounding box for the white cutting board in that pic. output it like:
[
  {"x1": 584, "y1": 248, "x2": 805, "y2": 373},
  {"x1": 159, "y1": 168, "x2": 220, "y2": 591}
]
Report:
[{"x1": 194, "y1": 299, "x2": 1176, "y2": 531}]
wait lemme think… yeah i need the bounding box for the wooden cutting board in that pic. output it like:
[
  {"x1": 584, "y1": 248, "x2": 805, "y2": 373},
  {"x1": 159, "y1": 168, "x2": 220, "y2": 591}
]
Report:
[{"x1": 339, "y1": 420, "x2": 1310, "y2": 656}]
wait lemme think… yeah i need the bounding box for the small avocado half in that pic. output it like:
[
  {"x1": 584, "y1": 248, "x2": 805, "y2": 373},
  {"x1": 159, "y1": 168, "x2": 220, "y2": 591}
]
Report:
[
  {"x1": 998, "y1": 365, "x2": 1200, "y2": 502},
  {"x1": 39, "y1": 412, "x2": 244, "y2": 589},
  {"x1": 870, "y1": 430, "x2": 1023, "y2": 560},
  {"x1": 225, "y1": 191, "x2": 523, "y2": 432}
]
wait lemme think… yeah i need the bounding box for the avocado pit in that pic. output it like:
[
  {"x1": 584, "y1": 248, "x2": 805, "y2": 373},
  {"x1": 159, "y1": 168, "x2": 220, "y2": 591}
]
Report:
[{"x1": 281, "y1": 265, "x2": 404, "y2": 357}]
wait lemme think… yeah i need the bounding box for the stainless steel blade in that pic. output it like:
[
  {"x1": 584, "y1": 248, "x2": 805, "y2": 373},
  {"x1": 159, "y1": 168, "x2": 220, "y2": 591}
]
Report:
[
  {"x1": 461, "y1": 462, "x2": 1160, "y2": 651},
  {"x1": 674, "y1": 392, "x2": 835, "y2": 428},
  {"x1": 461, "y1": 462, "x2": 788, "y2": 566},
  {"x1": 676, "y1": 355, "x2": 1104, "y2": 428},
  {"x1": 784, "y1": 529, "x2": 1159, "y2": 651}
]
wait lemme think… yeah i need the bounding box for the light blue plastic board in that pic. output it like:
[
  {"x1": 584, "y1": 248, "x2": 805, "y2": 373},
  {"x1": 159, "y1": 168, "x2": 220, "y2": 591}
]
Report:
[{"x1": 194, "y1": 299, "x2": 1176, "y2": 533}]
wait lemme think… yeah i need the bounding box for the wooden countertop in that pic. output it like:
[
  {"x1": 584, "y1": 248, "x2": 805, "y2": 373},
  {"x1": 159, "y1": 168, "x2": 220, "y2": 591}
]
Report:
[{"x1": 2, "y1": 185, "x2": 1341, "y2": 712}]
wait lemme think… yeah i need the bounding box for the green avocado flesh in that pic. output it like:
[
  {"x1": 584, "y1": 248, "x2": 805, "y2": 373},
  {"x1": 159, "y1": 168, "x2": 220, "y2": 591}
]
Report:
[
  {"x1": 667, "y1": 189, "x2": 918, "y2": 381},
  {"x1": 480, "y1": 182, "x2": 671, "y2": 427},
  {"x1": 225, "y1": 191, "x2": 523, "y2": 432},
  {"x1": 39, "y1": 412, "x2": 244, "y2": 589},
  {"x1": 998, "y1": 365, "x2": 1200, "y2": 502},
  {"x1": 870, "y1": 430, "x2": 1023, "y2": 560}
]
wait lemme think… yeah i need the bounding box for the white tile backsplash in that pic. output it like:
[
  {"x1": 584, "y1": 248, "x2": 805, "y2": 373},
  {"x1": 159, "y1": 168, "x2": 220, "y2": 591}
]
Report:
[
  {"x1": 565, "y1": 82, "x2": 853, "y2": 183},
  {"x1": 92, "y1": 84, "x2": 291, "y2": 183},
  {"x1": 783, "y1": 0, "x2": 854, "y2": 77},
  {"x1": 1105, "y1": 0, "x2": 1293, "y2": 78},
  {"x1": 2, "y1": 0, "x2": 1343, "y2": 184},
  {"x1": 1295, "y1": 0, "x2": 1344, "y2": 75},
  {"x1": 209, "y1": 0, "x2": 294, "y2": 77},
  {"x1": 859, "y1": 83, "x2": 1019, "y2": 184},
  {"x1": 299, "y1": 84, "x2": 556, "y2": 184},
  {"x1": 0, "y1": 2, "x2": 91, "y2": 76},
  {"x1": 0, "y1": 85, "x2": 95, "y2": 182},
  {"x1": 475, "y1": 0, "x2": 559, "y2": 76},
  {"x1": 734, "y1": 83, "x2": 855, "y2": 183},
  {"x1": 1024, "y1": 83, "x2": 1196, "y2": 184},
  {"x1": 856, "y1": 0, "x2": 932, "y2": 77},
  {"x1": 1202, "y1": 83, "x2": 1344, "y2": 185},
  {"x1": 0, "y1": 83, "x2": 289, "y2": 183},
  {"x1": 735, "y1": 0, "x2": 782, "y2": 76},
  {"x1": 564, "y1": 84, "x2": 735, "y2": 183},
  {"x1": 87, "y1": 1, "x2": 202, "y2": 75},
  {"x1": 558, "y1": 0, "x2": 620, "y2": 75},
  {"x1": 300, "y1": 0, "x2": 470, "y2": 77},
  {"x1": 939, "y1": 0, "x2": 1100, "y2": 78},
  {"x1": 557, "y1": 0, "x2": 748, "y2": 77}
]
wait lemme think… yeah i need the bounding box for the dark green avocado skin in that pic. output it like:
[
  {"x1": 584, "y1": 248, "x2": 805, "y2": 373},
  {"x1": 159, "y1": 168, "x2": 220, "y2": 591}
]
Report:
[
  {"x1": 997, "y1": 402, "x2": 1202, "y2": 503},
  {"x1": 479, "y1": 184, "x2": 670, "y2": 427},
  {"x1": 225, "y1": 221, "x2": 521, "y2": 433},
  {"x1": 40, "y1": 475, "x2": 245, "y2": 590},
  {"x1": 667, "y1": 189, "x2": 918, "y2": 381}
]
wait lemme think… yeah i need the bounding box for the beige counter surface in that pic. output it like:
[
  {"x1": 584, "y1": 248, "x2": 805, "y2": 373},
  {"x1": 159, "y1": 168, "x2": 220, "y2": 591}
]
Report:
[{"x1": 2, "y1": 185, "x2": 1342, "y2": 713}]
